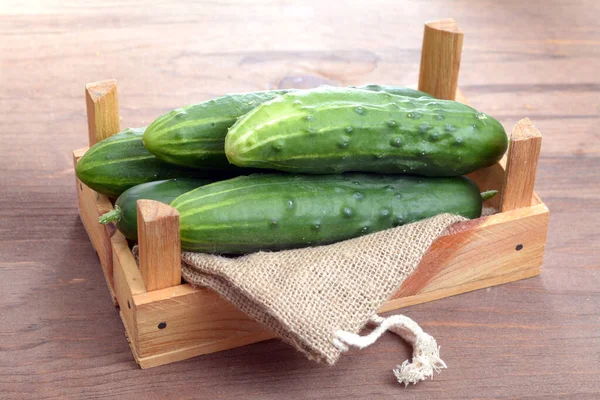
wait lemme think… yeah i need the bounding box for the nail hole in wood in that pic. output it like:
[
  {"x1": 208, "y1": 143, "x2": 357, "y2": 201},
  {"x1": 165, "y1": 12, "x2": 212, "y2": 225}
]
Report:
[
  {"x1": 127, "y1": 300, "x2": 131, "y2": 309},
  {"x1": 516, "y1": 244, "x2": 523, "y2": 251},
  {"x1": 79, "y1": 182, "x2": 83, "y2": 190},
  {"x1": 158, "y1": 322, "x2": 167, "y2": 329}
]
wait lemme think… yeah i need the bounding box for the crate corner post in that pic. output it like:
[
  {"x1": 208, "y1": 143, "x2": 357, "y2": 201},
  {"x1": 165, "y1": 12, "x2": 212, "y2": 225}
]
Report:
[
  {"x1": 73, "y1": 79, "x2": 124, "y2": 305},
  {"x1": 136, "y1": 200, "x2": 182, "y2": 292},
  {"x1": 500, "y1": 118, "x2": 543, "y2": 212},
  {"x1": 85, "y1": 79, "x2": 121, "y2": 146},
  {"x1": 418, "y1": 18, "x2": 464, "y2": 100}
]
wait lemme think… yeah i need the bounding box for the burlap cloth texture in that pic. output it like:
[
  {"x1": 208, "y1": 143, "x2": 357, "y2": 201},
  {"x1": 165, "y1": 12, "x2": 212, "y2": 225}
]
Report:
[{"x1": 178, "y1": 213, "x2": 465, "y2": 365}]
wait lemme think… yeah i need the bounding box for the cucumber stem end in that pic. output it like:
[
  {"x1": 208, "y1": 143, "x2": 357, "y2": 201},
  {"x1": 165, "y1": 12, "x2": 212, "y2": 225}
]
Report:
[
  {"x1": 480, "y1": 190, "x2": 499, "y2": 202},
  {"x1": 99, "y1": 206, "x2": 122, "y2": 224}
]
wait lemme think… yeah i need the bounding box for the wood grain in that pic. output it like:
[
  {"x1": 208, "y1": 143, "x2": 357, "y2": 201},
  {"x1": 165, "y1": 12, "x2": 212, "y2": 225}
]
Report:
[
  {"x1": 85, "y1": 79, "x2": 120, "y2": 146},
  {"x1": 136, "y1": 200, "x2": 181, "y2": 292},
  {"x1": 501, "y1": 118, "x2": 543, "y2": 211},
  {"x1": 1, "y1": 1, "x2": 600, "y2": 399},
  {"x1": 418, "y1": 18, "x2": 463, "y2": 99},
  {"x1": 72, "y1": 149, "x2": 118, "y2": 304},
  {"x1": 387, "y1": 203, "x2": 549, "y2": 309}
]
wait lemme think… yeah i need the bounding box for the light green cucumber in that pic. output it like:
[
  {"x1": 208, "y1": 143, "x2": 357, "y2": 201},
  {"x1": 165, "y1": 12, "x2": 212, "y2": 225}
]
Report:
[
  {"x1": 225, "y1": 86, "x2": 508, "y2": 176},
  {"x1": 143, "y1": 85, "x2": 431, "y2": 169}
]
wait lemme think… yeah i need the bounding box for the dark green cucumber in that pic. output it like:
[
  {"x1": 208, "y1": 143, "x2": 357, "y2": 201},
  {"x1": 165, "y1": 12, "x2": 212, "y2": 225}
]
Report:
[
  {"x1": 99, "y1": 178, "x2": 210, "y2": 240},
  {"x1": 171, "y1": 173, "x2": 483, "y2": 254},
  {"x1": 75, "y1": 128, "x2": 235, "y2": 198},
  {"x1": 225, "y1": 86, "x2": 508, "y2": 176},
  {"x1": 143, "y1": 85, "x2": 429, "y2": 170},
  {"x1": 143, "y1": 90, "x2": 292, "y2": 169},
  {"x1": 352, "y1": 84, "x2": 432, "y2": 98}
]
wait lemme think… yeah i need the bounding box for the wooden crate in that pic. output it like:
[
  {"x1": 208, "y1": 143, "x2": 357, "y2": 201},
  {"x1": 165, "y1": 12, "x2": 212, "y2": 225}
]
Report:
[{"x1": 73, "y1": 19, "x2": 549, "y2": 369}]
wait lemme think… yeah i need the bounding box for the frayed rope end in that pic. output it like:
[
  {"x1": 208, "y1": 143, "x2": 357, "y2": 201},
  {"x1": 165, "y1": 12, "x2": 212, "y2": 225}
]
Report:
[
  {"x1": 393, "y1": 343, "x2": 447, "y2": 386},
  {"x1": 334, "y1": 313, "x2": 446, "y2": 386}
]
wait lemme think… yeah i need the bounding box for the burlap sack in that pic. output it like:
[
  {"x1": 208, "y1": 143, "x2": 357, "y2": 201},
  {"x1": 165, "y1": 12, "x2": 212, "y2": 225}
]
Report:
[{"x1": 180, "y1": 213, "x2": 465, "y2": 366}]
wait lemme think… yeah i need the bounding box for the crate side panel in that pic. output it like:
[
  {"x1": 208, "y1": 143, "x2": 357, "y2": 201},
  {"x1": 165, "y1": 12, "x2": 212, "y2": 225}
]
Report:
[
  {"x1": 75, "y1": 178, "x2": 117, "y2": 304},
  {"x1": 112, "y1": 231, "x2": 147, "y2": 358},
  {"x1": 133, "y1": 287, "x2": 272, "y2": 359},
  {"x1": 387, "y1": 203, "x2": 549, "y2": 307}
]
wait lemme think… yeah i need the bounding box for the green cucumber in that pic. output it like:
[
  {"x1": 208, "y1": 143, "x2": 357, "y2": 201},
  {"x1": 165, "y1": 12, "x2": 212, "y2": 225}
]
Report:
[
  {"x1": 352, "y1": 84, "x2": 432, "y2": 98},
  {"x1": 99, "y1": 178, "x2": 210, "y2": 240},
  {"x1": 143, "y1": 90, "x2": 292, "y2": 169},
  {"x1": 225, "y1": 87, "x2": 508, "y2": 176},
  {"x1": 143, "y1": 85, "x2": 429, "y2": 169},
  {"x1": 75, "y1": 128, "x2": 234, "y2": 198},
  {"x1": 171, "y1": 173, "x2": 484, "y2": 254}
]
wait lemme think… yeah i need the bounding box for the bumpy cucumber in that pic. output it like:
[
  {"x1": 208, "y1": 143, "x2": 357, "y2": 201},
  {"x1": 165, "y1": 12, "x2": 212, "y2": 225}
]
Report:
[
  {"x1": 143, "y1": 90, "x2": 292, "y2": 169},
  {"x1": 99, "y1": 178, "x2": 210, "y2": 240},
  {"x1": 143, "y1": 85, "x2": 429, "y2": 169},
  {"x1": 352, "y1": 84, "x2": 432, "y2": 98},
  {"x1": 171, "y1": 173, "x2": 483, "y2": 254},
  {"x1": 225, "y1": 87, "x2": 508, "y2": 176},
  {"x1": 76, "y1": 128, "x2": 232, "y2": 197}
]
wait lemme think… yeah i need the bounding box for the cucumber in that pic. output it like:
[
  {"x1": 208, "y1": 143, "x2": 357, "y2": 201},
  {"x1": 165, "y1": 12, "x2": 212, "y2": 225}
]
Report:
[
  {"x1": 171, "y1": 173, "x2": 485, "y2": 254},
  {"x1": 143, "y1": 85, "x2": 429, "y2": 169},
  {"x1": 99, "y1": 178, "x2": 210, "y2": 240},
  {"x1": 225, "y1": 87, "x2": 508, "y2": 176},
  {"x1": 143, "y1": 90, "x2": 292, "y2": 169},
  {"x1": 75, "y1": 128, "x2": 238, "y2": 198},
  {"x1": 352, "y1": 84, "x2": 432, "y2": 98}
]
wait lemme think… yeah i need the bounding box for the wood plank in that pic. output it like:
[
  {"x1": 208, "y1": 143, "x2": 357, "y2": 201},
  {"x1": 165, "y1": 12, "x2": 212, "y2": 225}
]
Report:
[
  {"x1": 112, "y1": 231, "x2": 146, "y2": 345},
  {"x1": 418, "y1": 19, "x2": 463, "y2": 100},
  {"x1": 72, "y1": 147, "x2": 88, "y2": 163},
  {"x1": 136, "y1": 200, "x2": 182, "y2": 292},
  {"x1": 133, "y1": 285, "x2": 272, "y2": 362},
  {"x1": 73, "y1": 151, "x2": 118, "y2": 305},
  {"x1": 387, "y1": 203, "x2": 549, "y2": 308},
  {"x1": 85, "y1": 79, "x2": 121, "y2": 146},
  {"x1": 501, "y1": 118, "x2": 543, "y2": 212}
]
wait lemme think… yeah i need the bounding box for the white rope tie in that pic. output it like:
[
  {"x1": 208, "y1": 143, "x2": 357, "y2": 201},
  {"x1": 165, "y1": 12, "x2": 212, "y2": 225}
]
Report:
[{"x1": 333, "y1": 313, "x2": 446, "y2": 386}]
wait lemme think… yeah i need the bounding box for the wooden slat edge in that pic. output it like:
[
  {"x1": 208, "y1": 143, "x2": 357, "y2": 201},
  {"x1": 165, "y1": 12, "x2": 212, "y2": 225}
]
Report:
[
  {"x1": 73, "y1": 152, "x2": 117, "y2": 305},
  {"x1": 113, "y1": 231, "x2": 146, "y2": 358},
  {"x1": 391, "y1": 203, "x2": 549, "y2": 301},
  {"x1": 136, "y1": 331, "x2": 275, "y2": 369},
  {"x1": 132, "y1": 287, "x2": 270, "y2": 359}
]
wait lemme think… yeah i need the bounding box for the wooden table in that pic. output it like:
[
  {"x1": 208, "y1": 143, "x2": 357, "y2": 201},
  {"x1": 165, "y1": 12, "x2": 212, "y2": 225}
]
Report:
[{"x1": 1, "y1": 1, "x2": 599, "y2": 398}]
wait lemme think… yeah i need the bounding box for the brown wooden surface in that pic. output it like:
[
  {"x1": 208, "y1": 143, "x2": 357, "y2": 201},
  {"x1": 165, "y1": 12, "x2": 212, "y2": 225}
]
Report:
[
  {"x1": 1, "y1": 1, "x2": 599, "y2": 399},
  {"x1": 418, "y1": 18, "x2": 463, "y2": 99},
  {"x1": 136, "y1": 200, "x2": 181, "y2": 292},
  {"x1": 85, "y1": 79, "x2": 120, "y2": 146},
  {"x1": 501, "y1": 118, "x2": 543, "y2": 212}
]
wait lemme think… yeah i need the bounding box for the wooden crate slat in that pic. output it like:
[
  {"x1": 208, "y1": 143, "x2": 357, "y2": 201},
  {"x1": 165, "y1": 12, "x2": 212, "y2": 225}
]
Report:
[
  {"x1": 385, "y1": 203, "x2": 548, "y2": 309},
  {"x1": 73, "y1": 149, "x2": 117, "y2": 304}
]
